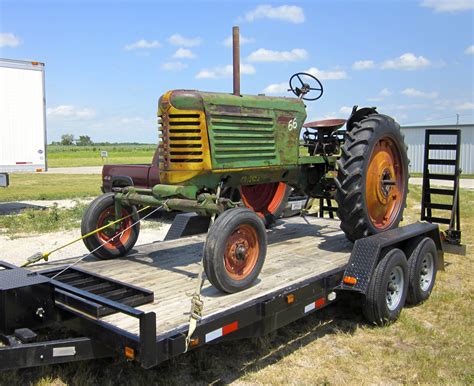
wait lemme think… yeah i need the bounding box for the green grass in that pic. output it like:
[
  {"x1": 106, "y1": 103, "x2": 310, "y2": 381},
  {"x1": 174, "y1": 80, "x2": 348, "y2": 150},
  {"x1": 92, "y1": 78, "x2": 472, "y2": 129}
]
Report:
[
  {"x1": 47, "y1": 144, "x2": 155, "y2": 167},
  {"x1": 0, "y1": 173, "x2": 102, "y2": 202},
  {"x1": 0, "y1": 203, "x2": 86, "y2": 237}
]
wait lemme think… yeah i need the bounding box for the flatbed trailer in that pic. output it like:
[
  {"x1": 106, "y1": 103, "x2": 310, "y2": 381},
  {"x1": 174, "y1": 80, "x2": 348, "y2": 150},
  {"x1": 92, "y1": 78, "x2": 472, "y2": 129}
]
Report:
[{"x1": 0, "y1": 215, "x2": 443, "y2": 371}]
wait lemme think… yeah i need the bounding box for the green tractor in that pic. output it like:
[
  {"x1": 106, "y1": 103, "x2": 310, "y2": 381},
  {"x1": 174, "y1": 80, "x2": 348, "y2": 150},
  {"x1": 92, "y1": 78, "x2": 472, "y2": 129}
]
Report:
[{"x1": 81, "y1": 29, "x2": 408, "y2": 293}]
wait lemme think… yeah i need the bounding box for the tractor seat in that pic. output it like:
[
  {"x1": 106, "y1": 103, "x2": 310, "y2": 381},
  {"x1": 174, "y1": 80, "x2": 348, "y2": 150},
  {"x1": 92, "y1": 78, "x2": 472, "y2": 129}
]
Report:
[{"x1": 303, "y1": 118, "x2": 346, "y2": 131}]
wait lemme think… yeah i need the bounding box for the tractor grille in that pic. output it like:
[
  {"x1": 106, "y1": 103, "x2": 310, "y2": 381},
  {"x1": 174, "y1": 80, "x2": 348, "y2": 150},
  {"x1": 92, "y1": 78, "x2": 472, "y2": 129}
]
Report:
[
  {"x1": 159, "y1": 112, "x2": 207, "y2": 169},
  {"x1": 209, "y1": 114, "x2": 276, "y2": 164}
]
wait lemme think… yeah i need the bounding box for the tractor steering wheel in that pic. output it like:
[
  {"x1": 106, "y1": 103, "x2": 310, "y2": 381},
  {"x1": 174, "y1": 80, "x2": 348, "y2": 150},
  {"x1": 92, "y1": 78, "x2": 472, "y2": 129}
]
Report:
[{"x1": 289, "y1": 72, "x2": 324, "y2": 101}]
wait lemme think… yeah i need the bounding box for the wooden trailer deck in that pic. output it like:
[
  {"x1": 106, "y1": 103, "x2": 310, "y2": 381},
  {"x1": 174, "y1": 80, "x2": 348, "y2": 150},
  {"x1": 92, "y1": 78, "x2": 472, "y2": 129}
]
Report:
[{"x1": 34, "y1": 216, "x2": 353, "y2": 338}]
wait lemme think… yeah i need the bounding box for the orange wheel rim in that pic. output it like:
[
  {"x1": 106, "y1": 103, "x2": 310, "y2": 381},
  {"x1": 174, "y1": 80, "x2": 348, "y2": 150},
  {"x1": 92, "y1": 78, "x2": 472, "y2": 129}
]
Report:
[
  {"x1": 365, "y1": 137, "x2": 406, "y2": 230},
  {"x1": 224, "y1": 224, "x2": 259, "y2": 280},
  {"x1": 240, "y1": 182, "x2": 287, "y2": 219},
  {"x1": 96, "y1": 207, "x2": 133, "y2": 250}
]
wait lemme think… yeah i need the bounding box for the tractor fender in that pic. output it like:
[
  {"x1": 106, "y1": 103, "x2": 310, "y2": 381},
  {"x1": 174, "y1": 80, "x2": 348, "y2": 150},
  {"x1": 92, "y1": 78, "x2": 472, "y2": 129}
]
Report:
[{"x1": 346, "y1": 106, "x2": 378, "y2": 131}]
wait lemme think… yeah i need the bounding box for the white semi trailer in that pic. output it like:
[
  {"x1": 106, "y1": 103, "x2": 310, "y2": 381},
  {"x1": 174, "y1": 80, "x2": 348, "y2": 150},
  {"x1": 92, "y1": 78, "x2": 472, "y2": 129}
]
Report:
[{"x1": 0, "y1": 58, "x2": 47, "y2": 187}]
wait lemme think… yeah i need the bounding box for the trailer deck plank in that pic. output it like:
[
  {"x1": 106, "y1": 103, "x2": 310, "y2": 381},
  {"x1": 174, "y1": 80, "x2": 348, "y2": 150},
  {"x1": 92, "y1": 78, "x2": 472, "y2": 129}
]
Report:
[{"x1": 32, "y1": 216, "x2": 352, "y2": 338}]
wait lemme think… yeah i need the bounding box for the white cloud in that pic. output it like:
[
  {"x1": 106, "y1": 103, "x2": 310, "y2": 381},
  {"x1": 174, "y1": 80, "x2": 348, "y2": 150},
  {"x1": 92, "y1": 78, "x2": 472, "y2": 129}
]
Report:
[
  {"x1": 352, "y1": 60, "x2": 375, "y2": 70},
  {"x1": 173, "y1": 48, "x2": 196, "y2": 59},
  {"x1": 455, "y1": 102, "x2": 474, "y2": 110},
  {"x1": 421, "y1": 0, "x2": 474, "y2": 12},
  {"x1": 248, "y1": 48, "x2": 308, "y2": 62},
  {"x1": 401, "y1": 88, "x2": 439, "y2": 99},
  {"x1": 168, "y1": 34, "x2": 202, "y2": 47},
  {"x1": 340, "y1": 106, "x2": 353, "y2": 115},
  {"x1": 305, "y1": 67, "x2": 347, "y2": 80},
  {"x1": 380, "y1": 88, "x2": 392, "y2": 96},
  {"x1": 196, "y1": 64, "x2": 255, "y2": 79},
  {"x1": 120, "y1": 116, "x2": 146, "y2": 124},
  {"x1": 47, "y1": 105, "x2": 96, "y2": 119},
  {"x1": 124, "y1": 39, "x2": 161, "y2": 50},
  {"x1": 0, "y1": 32, "x2": 21, "y2": 47},
  {"x1": 241, "y1": 5, "x2": 305, "y2": 23},
  {"x1": 381, "y1": 53, "x2": 431, "y2": 70},
  {"x1": 464, "y1": 45, "x2": 474, "y2": 55},
  {"x1": 223, "y1": 35, "x2": 256, "y2": 47},
  {"x1": 161, "y1": 61, "x2": 188, "y2": 71},
  {"x1": 262, "y1": 82, "x2": 288, "y2": 94},
  {"x1": 367, "y1": 97, "x2": 383, "y2": 102}
]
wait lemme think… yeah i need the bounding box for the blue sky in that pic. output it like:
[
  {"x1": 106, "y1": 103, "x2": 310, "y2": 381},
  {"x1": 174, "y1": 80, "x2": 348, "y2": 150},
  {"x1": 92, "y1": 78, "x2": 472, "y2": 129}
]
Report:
[{"x1": 1, "y1": 0, "x2": 473, "y2": 143}]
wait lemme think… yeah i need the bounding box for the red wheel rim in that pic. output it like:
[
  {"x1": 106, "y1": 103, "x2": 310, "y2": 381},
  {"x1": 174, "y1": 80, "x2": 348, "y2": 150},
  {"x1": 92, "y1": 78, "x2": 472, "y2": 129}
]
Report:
[
  {"x1": 224, "y1": 224, "x2": 259, "y2": 280},
  {"x1": 240, "y1": 182, "x2": 287, "y2": 219},
  {"x1": 96, "y1": 207, "x2": 133, "y2": 250},
  {"x1": 365, "y1": 137, "x2": 406, "y2": 230}
]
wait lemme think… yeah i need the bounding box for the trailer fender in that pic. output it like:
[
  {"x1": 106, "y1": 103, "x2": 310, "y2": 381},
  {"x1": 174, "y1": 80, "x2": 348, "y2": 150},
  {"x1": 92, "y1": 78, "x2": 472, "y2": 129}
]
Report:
[{"x1": 338, "y1": 222, "x2": 443, "y2": 294}]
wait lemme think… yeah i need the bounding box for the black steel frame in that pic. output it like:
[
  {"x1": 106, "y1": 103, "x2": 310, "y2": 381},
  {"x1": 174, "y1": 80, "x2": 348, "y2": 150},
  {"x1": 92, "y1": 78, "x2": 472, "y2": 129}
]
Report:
[{"x1": 421, "y1": 129, "x2": 462, "y2": 244}]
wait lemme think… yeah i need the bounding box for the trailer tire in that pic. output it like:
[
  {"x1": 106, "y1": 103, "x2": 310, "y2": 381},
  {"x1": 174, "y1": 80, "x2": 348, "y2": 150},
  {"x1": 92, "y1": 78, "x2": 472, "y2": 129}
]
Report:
[
  {"x1": 363, "y1": 248, "x2": 408, "y2": 326},
  {"x1": 204, "y1": 208, "x2": 267, "y2": 293},
  {"x1": 335, "y1": 113, "x2": 408, "y2": 241},
  {"x1": 81, "y1": 193, "x2": 140, "y2": 259},
  {"x1": 406, "y1": 237, "x2": 437, "y2": 305}
]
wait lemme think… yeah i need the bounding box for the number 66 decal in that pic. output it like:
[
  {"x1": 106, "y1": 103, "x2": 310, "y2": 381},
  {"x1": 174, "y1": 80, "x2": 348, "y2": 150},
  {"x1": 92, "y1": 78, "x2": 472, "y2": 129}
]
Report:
[{"x1": 288, "y1": 118, "x2": 298, "y2": 131}]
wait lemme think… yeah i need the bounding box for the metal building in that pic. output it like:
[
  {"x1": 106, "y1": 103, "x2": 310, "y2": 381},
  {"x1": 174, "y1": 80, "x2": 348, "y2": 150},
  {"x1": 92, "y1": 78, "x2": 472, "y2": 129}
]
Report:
[{"x1": 401, "y1": 124, "x2": 473, "y2": 174}]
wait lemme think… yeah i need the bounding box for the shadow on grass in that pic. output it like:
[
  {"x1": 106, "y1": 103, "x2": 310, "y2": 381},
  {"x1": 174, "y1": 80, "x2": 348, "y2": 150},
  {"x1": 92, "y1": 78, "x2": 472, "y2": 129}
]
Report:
[{"x1": 0, "y1": 293, "x2": 367, "y2": 385}]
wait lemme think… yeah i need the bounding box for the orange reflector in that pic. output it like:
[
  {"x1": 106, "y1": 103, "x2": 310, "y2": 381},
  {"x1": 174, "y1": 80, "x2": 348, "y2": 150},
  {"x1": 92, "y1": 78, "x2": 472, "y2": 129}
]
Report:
[
  {"x1": 285, "y1": 294, "x2": 295, "y2": 304},
  {"x1": 343, "y1": 276, "x2": 357, "y2": 285},
  {"x1": 35, "y1": 168, "x2": 43, "y2": 172},
  {"x1": 190, "y1": 338, "x2": 200, "y2": 347},
  {"x1": 124, "y1": 346, "x2": 135, "y2": 360}
]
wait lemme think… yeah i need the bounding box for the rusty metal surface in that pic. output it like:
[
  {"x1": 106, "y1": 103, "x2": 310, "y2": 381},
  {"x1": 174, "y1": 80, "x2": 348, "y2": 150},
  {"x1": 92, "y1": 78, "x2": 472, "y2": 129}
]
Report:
[{"x1": 303, "y1": 118, "x2": 346, "y2": 130}]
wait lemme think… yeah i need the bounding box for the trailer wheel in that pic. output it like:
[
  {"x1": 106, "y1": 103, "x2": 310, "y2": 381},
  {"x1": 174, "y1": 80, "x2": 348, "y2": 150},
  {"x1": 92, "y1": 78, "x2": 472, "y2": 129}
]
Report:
[
  {"x1": 363, "y1": 248, "x2": 408, "y2": 326},
  {"x1": 81, "y1": 193, "x2": 140, "y2": 259},
  {"x1": 335, "y1": 113, "x2": 408, "y2": 241},
  {"x1": 204, "y1": 208, "x2": 267, "y2": 293},
  {"x1": 240, "y1": 182, "x2": 291, "y2": 227},
  {"x1": 406, "y1": 237, "x2": 438, "y2": 305}
]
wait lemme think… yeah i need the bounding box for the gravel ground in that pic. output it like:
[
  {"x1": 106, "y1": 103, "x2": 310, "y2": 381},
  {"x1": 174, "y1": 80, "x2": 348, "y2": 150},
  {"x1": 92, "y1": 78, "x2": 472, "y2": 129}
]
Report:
[{"x1": 0, "y1": 223, "x2": 172, "y2": 267}]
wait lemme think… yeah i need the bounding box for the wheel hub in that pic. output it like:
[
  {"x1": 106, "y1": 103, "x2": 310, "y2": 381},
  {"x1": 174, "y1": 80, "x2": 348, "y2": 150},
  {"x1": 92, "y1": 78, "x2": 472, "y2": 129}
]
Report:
[
  {"x1": 366, "y1": 137, "x2": 406, "y2": 230},
  {"x1": 386, "y1": 266, "x2": 404, "y2": 311},
  {"x1": 224, "y1": 224, "x2": 259, "y2": 280}
]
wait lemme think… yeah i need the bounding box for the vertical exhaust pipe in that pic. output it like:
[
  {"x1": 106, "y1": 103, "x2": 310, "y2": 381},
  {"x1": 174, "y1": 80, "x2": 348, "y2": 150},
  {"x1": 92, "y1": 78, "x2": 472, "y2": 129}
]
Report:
[{"x1": 232, "y1": 26, "x2": 240, "y2": 96}]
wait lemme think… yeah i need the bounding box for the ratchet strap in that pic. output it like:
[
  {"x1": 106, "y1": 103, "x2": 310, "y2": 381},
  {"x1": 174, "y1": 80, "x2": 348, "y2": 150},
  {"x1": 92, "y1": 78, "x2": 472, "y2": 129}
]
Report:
[{"x1": 184, "y1": 182, "x2": 223, "y2": 352}]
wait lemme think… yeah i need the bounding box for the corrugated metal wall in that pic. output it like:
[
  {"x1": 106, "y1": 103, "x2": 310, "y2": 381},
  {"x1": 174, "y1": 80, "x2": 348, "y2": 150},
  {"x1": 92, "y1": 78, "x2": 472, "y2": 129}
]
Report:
[{"x1": 401, "y1": 124, "x2": 473, "y2": 174}]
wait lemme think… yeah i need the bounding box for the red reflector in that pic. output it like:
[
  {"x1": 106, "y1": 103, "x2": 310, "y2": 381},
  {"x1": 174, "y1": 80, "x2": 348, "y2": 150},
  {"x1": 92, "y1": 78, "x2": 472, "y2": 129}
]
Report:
[
  {"x1": 222, "y1": 321, "x2": 238, "y2": 335},
  {"x1": 315, "y1": 297, "x2": 325, "y2": 308}
]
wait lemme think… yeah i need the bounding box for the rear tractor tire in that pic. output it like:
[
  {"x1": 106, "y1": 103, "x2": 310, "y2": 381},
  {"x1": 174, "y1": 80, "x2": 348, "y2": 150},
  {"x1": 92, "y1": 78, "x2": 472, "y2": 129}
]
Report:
[
  {"x1": 335, "y1": 113, "x2": 408, "y2": 241},
  {"x1": 81, "y1": 193, "x2": 140, "y2": 260},
  {"x1": 204, "y1": 208, "x2": 267, "y2": 293},
  {"x1": 240, "y1": 182, "x2": 291, "y2": 228}
]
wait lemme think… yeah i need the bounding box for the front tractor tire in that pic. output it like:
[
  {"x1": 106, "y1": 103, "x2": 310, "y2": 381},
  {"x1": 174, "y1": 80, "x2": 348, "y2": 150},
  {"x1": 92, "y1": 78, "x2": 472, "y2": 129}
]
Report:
[
  {"x1": 335, "y1": 113, "x2": 408, "y2": 242},
  {"x1": 204, "y1": 208, "x2": 267, "y2": 293},
  {"x1": 81, "y1": 193, "x2": 140, "y2": 260}
]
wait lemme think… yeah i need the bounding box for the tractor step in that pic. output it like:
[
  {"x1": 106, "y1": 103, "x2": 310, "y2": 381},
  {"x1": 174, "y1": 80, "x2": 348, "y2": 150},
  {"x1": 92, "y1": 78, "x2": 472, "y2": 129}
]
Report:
[{"x1": 39, "y1": 266, "x2": 154, "y2": 318}]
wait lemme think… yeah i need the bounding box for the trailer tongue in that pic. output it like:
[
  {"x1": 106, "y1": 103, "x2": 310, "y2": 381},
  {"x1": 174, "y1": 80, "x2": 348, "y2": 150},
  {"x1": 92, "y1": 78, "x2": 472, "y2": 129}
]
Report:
[{"x1": 0, "y1": 216, "x2": 442, "y2": 371}]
